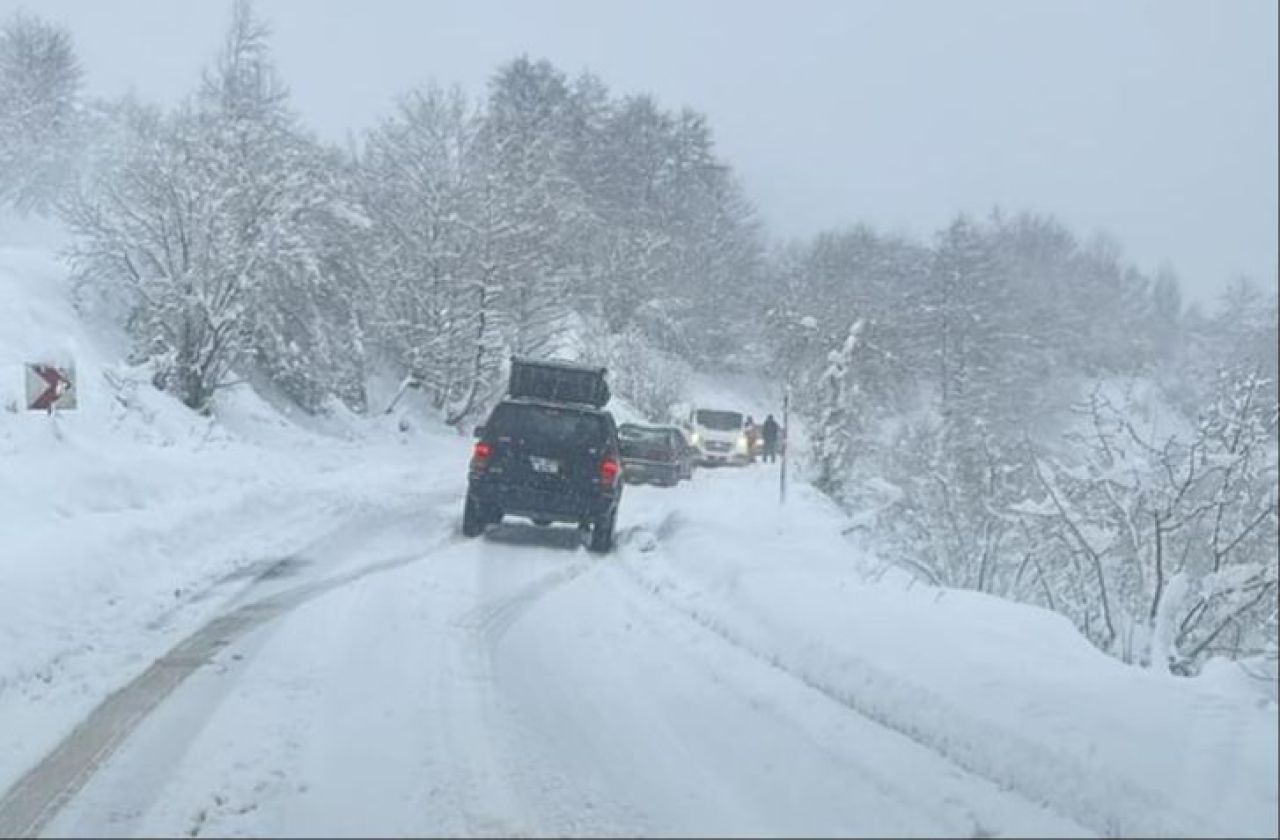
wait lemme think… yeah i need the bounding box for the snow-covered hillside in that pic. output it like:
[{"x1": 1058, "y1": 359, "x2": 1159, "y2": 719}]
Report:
[
  {"x1": 1, "y1": 243, "x2": 1276, "y2": 837},
  {"x1": 0, "y1": 243, "x2": 467, "y2": 798}
]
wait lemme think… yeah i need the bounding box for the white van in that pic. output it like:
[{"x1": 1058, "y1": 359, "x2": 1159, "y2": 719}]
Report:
[{"x1": 687, "y1": 408, "x2": 750, "y2": 465}]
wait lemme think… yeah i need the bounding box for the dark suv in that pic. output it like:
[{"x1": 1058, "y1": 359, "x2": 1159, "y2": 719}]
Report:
[{"x1": 462, "y1": 359, "x2": 623, "y2": 553}]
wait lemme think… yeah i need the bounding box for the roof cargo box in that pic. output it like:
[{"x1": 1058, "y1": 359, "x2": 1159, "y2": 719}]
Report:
[{"x1": 508, "y1": 356, "x2": 610, "y2": 408}]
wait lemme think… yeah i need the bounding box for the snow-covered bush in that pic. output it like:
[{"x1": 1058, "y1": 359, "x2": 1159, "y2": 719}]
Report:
[
  {"x1": 869, "y1": 372, "x2": 1278, "y2": 674},
  {"x1": 873, "y1": 411, "x2": 1030, "y2": 593},
  {"x1": 579, "y1": 321, "x2": 690, "y2": 423},
  {"x1": 1023, "y1": 375, "x2": 1278, "y2": 671}
]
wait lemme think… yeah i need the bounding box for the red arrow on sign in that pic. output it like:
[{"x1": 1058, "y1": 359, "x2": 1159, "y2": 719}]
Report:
[{"x1": 30, "y1": 365, "x2": 67, "y2": 412}]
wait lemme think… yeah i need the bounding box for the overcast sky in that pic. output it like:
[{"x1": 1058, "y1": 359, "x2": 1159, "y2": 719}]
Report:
[{"x1": 7, "y1": 0, "x2": 1276, "y2": 304}]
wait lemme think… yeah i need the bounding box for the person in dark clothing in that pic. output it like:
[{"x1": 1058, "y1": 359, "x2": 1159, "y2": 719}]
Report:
[{"x1": 761, "y1": 414, "x2": 780, "y2": 463}]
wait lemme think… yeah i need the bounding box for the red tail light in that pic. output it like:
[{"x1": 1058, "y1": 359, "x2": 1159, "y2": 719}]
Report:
[
  {"x1": 472, "y1": 442, "x2": 492, "y2": 462},
  {"x1": 600, "y1": 457, "x2": 620, "y2": 486}
]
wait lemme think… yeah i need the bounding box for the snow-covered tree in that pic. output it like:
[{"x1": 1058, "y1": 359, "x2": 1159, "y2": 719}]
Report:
[
  {"x1": 66, "y1": 102, "x2": 251, "y2": 411},
  {"x1": 196, "y1": 1, "x2": 368, "y2": 411},
  {"x1": 484, "y1": 57, "x2": 587, "y2": 358},
  {"x1": 67, "y1": 0, "x2": 365, "y2": 413},
  {"x1": 0, "y1": 11, "x2": 83, "y2": 214},
  {"x1": 810, "y1": 319, "x2": 865, "y2": 501},
  {"x1": 358, "y1": 83, "x2": 506, "y2": 425}
]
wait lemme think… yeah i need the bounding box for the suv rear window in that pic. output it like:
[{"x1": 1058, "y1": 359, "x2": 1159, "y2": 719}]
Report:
[{"x1": 488, "y1": 402, "x2": 607, "y2": 447}]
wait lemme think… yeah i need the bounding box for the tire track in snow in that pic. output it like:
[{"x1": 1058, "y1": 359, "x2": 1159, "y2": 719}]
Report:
[
  {"x1": 434, "y1": 547, "x2": 604, "y2": 836},
  {"x1": 456, "y1": 558, "x2": 597, "y2": 651}
]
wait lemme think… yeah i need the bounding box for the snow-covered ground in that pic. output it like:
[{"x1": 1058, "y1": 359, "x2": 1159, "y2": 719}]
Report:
[
  {"x1": 13, "y1": 464, "x2": 1275, "y2": 838},
  {"x1": 0, "y1": 244, "x2": 466, "y2": 810},
  {"x1": 619, "y1": 469, "x2": 1278, "y2": 837},
  {"x1": 1, "y1": 243, "x2": 1276, "y2": 837}
]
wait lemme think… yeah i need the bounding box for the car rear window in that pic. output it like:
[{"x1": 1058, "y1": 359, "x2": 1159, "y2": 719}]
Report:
[
  {"x1": 619, "y1": 425, "x2": 678, "y2": 457},
  {"x1": 619, "y1": 425, "x2": 670, "y2": 444},
  {"x1": 488, "y1": 402, "x2": 607, "y2": 447}
]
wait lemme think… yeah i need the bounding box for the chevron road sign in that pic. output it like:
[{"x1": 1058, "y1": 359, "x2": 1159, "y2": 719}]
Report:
[{"x1": 25, "y1": 362, "x2": 76, "y2": 412}]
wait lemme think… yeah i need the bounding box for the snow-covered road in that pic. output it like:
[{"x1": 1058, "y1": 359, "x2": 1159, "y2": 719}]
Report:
[
  {"x1": 3, "y1": 456, "x2": 1272, "y2": 837},
  {"x1": 6, "y1": 465, "x2": 1082, "y2": 838}
]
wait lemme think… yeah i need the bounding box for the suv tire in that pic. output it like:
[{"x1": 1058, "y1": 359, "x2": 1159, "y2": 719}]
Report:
[
  {"x1": 462, "y1": 496, "x2": 486, "y2": 537},
  {"x1": 588, "y1": 508, "x2": 616, "y2": 553}
]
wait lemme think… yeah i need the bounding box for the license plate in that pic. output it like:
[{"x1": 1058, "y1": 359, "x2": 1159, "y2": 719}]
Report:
[{"x1": 530, "y1": 456, "x2": 560, "y2": 474}]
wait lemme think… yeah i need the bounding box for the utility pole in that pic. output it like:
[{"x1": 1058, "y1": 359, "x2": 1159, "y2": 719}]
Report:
[{"x1": 779, "y1": 384, "x2": 790, "y2": 505}]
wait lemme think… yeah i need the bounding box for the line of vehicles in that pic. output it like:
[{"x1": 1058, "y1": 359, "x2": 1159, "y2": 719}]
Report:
[
  {"x1": 461, "y1": 357, "x2": 773, "y2": 553},
  {"x1": 618, "y1": 405, "x2": 776, "y2": 483}
]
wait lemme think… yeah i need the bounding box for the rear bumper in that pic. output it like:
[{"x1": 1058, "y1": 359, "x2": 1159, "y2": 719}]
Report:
[
  {"x1": 623, "y1": 460, "x2": 680, "y2": 483},
  {"x1": 697, "y1": 451, "x2": 749, "y2": 465},
  {"x1": 468, "y1": 479, "x2": 617, "y2": 524}
]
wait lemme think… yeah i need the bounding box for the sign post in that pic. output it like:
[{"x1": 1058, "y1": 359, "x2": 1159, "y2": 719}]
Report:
[
  {"x1": 779, "y1": 385, "x2": 790, "y2": 506},
  {"x1": 25, "y1": 363, "x2": 76, "y2": 413}
]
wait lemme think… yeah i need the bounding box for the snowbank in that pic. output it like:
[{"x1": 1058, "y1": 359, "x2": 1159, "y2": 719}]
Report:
[{"x1": 620, "y1": 465, "x2": 1278, "y2": 838}]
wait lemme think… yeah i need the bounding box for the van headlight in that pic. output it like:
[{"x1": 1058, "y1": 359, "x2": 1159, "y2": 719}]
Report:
[
  {"x1": 736, "y1": 435, "x2": 749, "y2": 452},
  {"x1": 690, "y1": 432, "x2": 701, "y2": 446}
]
